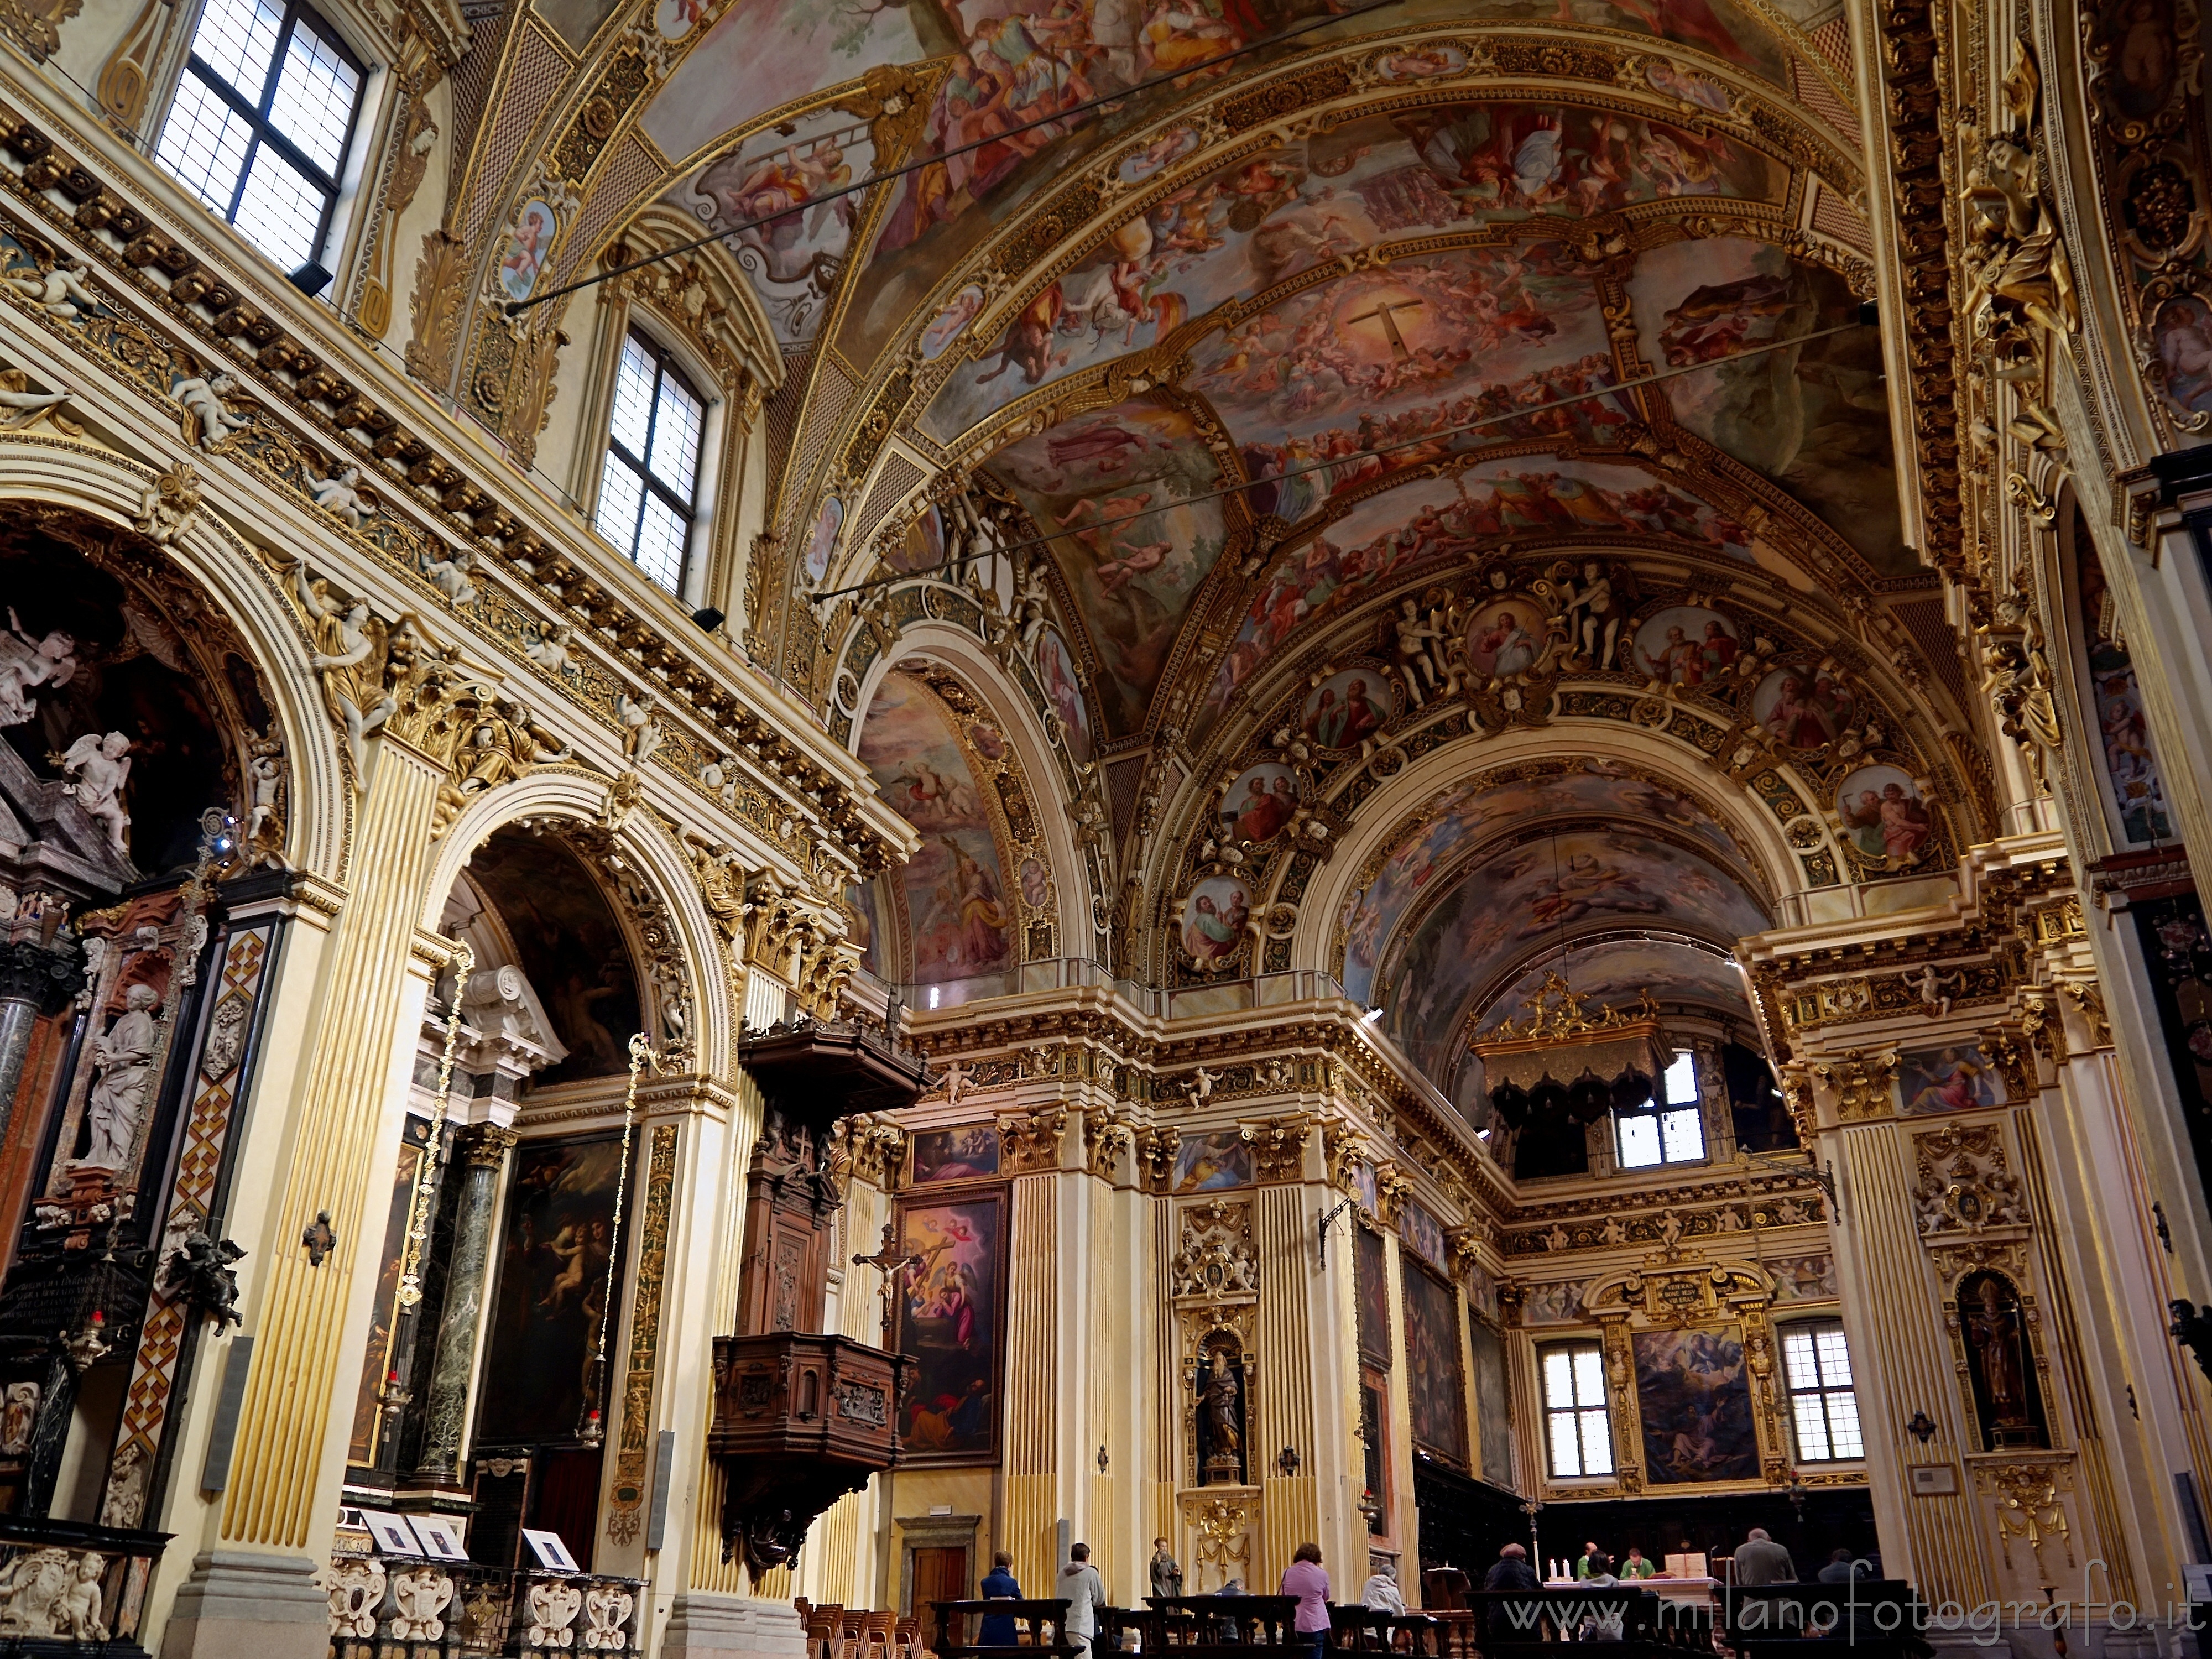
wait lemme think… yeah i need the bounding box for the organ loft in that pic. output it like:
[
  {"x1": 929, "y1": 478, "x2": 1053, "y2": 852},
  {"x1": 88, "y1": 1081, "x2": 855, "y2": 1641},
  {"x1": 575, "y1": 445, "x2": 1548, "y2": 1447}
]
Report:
[{"x1": 0, "y1": 0, "x2": 2203, "y2": 1651}]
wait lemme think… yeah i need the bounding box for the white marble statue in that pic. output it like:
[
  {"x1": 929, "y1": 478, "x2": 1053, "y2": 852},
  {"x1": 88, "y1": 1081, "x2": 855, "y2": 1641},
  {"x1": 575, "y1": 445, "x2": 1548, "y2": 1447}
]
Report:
[
  {"x1": 0, "y1": 608, "x2": 75, "y2": 727},
  {"x1": 5, "y1": 259, "x2": 100, "y2": 321},
  {"x1": 55, "y1": 731, "x2": 132, "y2": 859},
  {"x1": 173, "y1": 373, "x2": 247, "y2": 449},
  {"x1": 305, "y1": 465, "x2": 372, "y2": 529},
  {"x1": 82, "y1": 982, "x2": 159, "y2": 1171},
  {"x1": 425, "y1": 546, "x2": 478, "y2": 605}
]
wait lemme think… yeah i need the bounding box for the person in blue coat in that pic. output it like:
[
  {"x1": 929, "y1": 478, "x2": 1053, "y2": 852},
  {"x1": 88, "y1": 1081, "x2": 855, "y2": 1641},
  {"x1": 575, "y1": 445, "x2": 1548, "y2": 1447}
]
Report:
[{"x1": 979, "y1": 1553, "x2": 1021, "y2": 1647}]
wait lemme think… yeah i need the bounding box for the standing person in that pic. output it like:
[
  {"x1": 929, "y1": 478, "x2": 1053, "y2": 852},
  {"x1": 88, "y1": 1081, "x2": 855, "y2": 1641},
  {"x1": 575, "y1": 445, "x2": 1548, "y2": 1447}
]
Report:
[
  {"x1": 1731, "y1": 1528, "x2": 1797, "y2": 1585},
  {"x1": 979, "y1": 1552, "x2": 1021, "y2": 1647},
  {"x1": 1575, "y1": 1542, "x2": 1602, "y2": 1580},
  {"x1": 1061, "y1": 1543, "x2": 1108, "y2": 1653},
  {"x1": 1281, "y1": 1542, "x2": 1331, "y2": 1659},
  {"x1": 1620, "y1": 1547, "x2": 1658, "y2": 1580}
]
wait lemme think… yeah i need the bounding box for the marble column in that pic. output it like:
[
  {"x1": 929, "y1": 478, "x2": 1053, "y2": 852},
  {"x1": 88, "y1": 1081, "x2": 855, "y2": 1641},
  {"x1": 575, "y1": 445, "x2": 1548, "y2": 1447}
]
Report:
[
  {"x1": 411, "y1": 1123, "x2": 515, "y2": 1486},
  {"x1": 0, "y1": 938, "x2": 77, "y2": 1142}
]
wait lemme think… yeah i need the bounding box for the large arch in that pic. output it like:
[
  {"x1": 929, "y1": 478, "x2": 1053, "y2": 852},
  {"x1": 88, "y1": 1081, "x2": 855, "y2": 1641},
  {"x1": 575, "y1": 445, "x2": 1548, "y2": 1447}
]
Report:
[
  {"x1": 418, "y1": 768, "x2": 735, "y2": 1080},
  {"x1": 0, "y1": 440, "x2": 351, "y2": 883}
]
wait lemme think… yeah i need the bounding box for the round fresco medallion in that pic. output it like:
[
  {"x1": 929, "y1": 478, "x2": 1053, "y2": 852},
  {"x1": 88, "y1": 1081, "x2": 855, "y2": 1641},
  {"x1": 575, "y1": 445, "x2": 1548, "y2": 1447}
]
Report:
[
  {"x1": 921, "y1": 284, "x2": 985, "y2": 361},
  {"x1": 1376, "y1": 42, "x2": 1467, "y2": 79},
  {"x1": 1631, "y1": 606, "x2": 1739, "y2": 686},
  {"x1": 1834, "y1": 763, "x2": 1934, "y2": 867},
  {"x1": 804, "y1": 497, "x2": 843, "y2": 583},
  {"x1": 2152, "y1": 294, "x2": 2212, "y2": 416},
  {"x1": 654, "y1": 0, "x2": 705, "y2": 38},
  {"x1": 967, "y1": 719, "x2": 1006, "y2": 761},
  {"x1": 1751, "y1": 665, "x2": 1856, "y2": 748},
  {"x1": 1180, "y1": 876, "x2": 1253, "y2": 966},
  {"x1": 1299, "y1": 669, "x2": 1390, "y2": 748},
  {"x1": 498, "y1": 200, "x2": 557, "y2": 304},
  {"x1": 1118, "y1": 124, "x2": 1201, "y2": 183},
  {"x1": 1462, "y1": 596, "x2": 1547, "y2": 680},
  {"x1": 1219, "y1": 763, "x2": 1298, "y2": 842}
]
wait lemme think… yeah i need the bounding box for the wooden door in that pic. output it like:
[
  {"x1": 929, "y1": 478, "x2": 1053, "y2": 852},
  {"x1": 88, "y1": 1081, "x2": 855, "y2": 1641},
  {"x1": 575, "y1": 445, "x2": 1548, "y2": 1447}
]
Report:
[{"x1": 911, "y1": 1546, "x2": 970, "y2": 1642}]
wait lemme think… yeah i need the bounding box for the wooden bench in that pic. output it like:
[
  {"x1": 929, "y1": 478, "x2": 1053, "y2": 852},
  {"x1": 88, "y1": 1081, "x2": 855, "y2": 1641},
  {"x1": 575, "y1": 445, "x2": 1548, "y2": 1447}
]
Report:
[
  {"x1": 1464, "y1": 1585, "x2": 1712, "y2": 1656},
  {"x1": 1331, "y1": 1606, "x2": 1443, "y2": 1654},
  {"x1": 930, "y1": 1598, "x2": 1082, "y2": 1659},
  {"x1": 1720, "y1": 1582, "x2": 1932, "y2": 1659}
]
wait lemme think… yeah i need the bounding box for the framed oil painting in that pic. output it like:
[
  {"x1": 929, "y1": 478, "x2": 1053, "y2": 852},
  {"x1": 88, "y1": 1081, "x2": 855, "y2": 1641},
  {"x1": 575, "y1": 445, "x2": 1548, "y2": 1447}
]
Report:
[
  {"x1": 893, "y1": 1192, "x2": 1008, "y2": 1465},
  {"x1": 1401, "y1": 1261, "x2": 1468, "y2": 1464},
  {"x1": 1355, "y1": 1223, "x2": 1391, "y2": 1365},
  {"x1": 1469, "y1": 1317, "x2": 1514, "y2": 1486},
  {"x1": 1634, "y1": 1324, "x2": 1758, "y2": 1483},
  {"x1": 910, "y1": 1124, "x2": 1001, "y2": 1184},
  {"x1": 477, "y1": 1135, "x2": 632, "y2": 1446},
  {"x1": 1767, "y1": 1254, "x2": 1838, "y2": 1305},
  {"x1": 1400, "y1": 1200, "x2": 1449, "y2": 1273}
]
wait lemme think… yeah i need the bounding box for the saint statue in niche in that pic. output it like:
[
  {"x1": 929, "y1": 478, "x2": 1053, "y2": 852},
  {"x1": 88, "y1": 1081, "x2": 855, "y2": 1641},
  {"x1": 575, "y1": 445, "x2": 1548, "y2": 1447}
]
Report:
[
  {"x1": 80, "y1": 982, "x2": 159, "y2": 1172},
  {"x1": 1197, "y1": 1346, "x2": 1246, "y2": 1485},
  {"x1": 1960, "y1": 1271, "x2": 2046, "y2": 1448}
]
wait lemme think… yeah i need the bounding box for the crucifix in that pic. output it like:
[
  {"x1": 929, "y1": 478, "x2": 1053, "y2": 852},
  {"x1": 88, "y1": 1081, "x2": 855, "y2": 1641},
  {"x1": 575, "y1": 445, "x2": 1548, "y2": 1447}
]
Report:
[
  {"x1": 852, "y1": 1222, "x2": 922, "y2": 1348},
  {"x1": 1345, "y1": 294, "x2": 1425, "y2": 362}
]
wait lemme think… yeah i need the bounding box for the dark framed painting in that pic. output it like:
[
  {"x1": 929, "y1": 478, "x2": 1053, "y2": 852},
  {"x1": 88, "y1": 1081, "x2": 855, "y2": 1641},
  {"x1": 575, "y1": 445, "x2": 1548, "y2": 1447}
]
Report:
[
  {"x1": 893, "y1": 1191, "x2": 1008, "y2": 1465},
  {"x1": 910, "y1": 1124, "x2": 1001, "y2": 1184},
  {"x1": 1469, "y1": 1317, "x2": 1514, "y2": 1488},
  {"x1": 476, "y1": 1134, "x2": 632, "y2": 1446},
  {"x1": 1401, "y1": 1261, "x2": 1469, "y2": 1465},
  {"x1": 1634, "y1": 1324, "x2": 1759, "y2": 1483},
  {"x1": 1355, "y1": 1224, "x2": 1391, "y2": 1366}
]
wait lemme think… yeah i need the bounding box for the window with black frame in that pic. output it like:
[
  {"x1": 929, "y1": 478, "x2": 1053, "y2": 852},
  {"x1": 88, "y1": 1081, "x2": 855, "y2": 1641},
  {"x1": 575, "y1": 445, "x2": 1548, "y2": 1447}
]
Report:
[
  {"x1": 1541, "y1": 1340, "x2": 1613, "y2": 1477},
  {"x1": 594, "y1": 329, "x2": 706, "y2": 593},
  {"x1": 1781, "y1": 1319, "x2": 1864, "y2": 1461},
  {"x1": 154, "y1": 0, "x2": 364, "y2": 276},
  {"x1": 1616, "y1": 1048, "x2": 1708, "y2": 1170}
]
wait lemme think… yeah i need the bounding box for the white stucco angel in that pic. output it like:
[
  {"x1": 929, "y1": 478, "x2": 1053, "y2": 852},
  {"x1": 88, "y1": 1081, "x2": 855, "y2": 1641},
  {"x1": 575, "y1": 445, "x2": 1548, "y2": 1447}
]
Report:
[
  {"x1": 5, "y1": 259, "x2": 100, "y2": 322},
  {"x1": 525, "y1": 623, "x2": 572, "y2": 676},
  {"x1": 0, "y1": 608, "x2": 76, "y2": 728},
  {"x1": 424, "y1": 545, "x2": 478, "y2": 605},
  {"x1": 296, "y1": 568, "x2": 395, "y2": 773},
  {"x1": 173, "y1": 373, "x2": 248, "y2": 450},
  {"x1": 305, "y1": 465, "x2": 372, "y2": 529},
  {"x1": 55, "y1": 731, "x2": 132, "y2": 859},
  {"x1": 0, "y1": 367, "x2": 77, "y2": 432},
  {"x1": 615, "y1": 688, "x2": 661, "y2": 763}
]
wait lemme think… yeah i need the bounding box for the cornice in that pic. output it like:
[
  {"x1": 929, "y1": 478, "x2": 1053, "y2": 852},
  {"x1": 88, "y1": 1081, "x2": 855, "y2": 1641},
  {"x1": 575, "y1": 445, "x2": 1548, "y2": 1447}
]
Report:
[{"x1": 0, "y1": 83, "x2": 909, "y2": 881}]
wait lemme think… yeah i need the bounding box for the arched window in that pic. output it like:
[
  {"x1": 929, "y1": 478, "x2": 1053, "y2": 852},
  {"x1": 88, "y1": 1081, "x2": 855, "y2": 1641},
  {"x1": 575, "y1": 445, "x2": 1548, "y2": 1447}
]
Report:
[
  {"x1": 154, "y1": 0, "x2": 365, "y2": 275},
  {"x1": 594, "y1": 328, "x2": 706, "y2": 593}
]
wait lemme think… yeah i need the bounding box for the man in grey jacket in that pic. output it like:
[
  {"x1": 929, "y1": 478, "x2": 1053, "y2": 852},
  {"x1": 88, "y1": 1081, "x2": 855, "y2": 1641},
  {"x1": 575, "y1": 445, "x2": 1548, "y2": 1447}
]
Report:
[
  {"x1": 1732, "y1": 1528, "x2": 1797, "y2": 1585},
  {"x1": 1061, "y1": 1543, "x2": 1109, "y2": 1653}
]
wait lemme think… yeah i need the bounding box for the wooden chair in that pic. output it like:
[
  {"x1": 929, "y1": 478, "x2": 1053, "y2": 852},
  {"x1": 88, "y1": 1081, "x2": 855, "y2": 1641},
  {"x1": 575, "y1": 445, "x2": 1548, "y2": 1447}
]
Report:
[
  {"x1": 862, "y1": 1609, "x2": 899, "y2": 1659},
  {"x1": 806, "y1": 1608, "x2": 843, "y2": 1659},
  {"x1": 894, "y1": 1614, "x2": 923, "y2": 1659}
]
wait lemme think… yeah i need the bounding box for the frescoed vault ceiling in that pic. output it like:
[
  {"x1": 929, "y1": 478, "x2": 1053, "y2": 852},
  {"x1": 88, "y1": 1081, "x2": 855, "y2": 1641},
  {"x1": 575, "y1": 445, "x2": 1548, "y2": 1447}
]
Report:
[
  {"x1": 1376, "y1": 822, "x2": 1772, "y2": 1084},
  {"x1": 420, "y1": 0, "x2": 1879, "y2": 717}
]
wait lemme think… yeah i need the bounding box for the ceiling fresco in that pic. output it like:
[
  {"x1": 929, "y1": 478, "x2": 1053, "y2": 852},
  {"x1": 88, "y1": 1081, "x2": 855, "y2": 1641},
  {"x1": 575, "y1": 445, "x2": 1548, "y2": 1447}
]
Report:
[
  {"x1": 992, "y1": 401, "x2": 1228, "y2": 733},
  {"x1": 1375, "y1": 826, "x2": 1771, "y2": 1083},
  {"x1": 918, "y1": 102, "x2": 1785, "y2": 441},
  {"x1": 1337, "y1": 758, "x2": 1749, "y2": 1005},
  {"x1": 854, "y1": 670, "x2": 1017, "y2": 984}
]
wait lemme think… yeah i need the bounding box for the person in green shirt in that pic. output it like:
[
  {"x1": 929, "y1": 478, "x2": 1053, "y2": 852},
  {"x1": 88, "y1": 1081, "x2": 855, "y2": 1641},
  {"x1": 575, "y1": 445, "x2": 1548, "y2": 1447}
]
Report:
[
  {"x1": 1575, "y1": 1542, "x2": 1601, "y2": 1579},
  {"x1": 1620, "y1": 1547, "x2": 1658, "y2": 1580}
]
